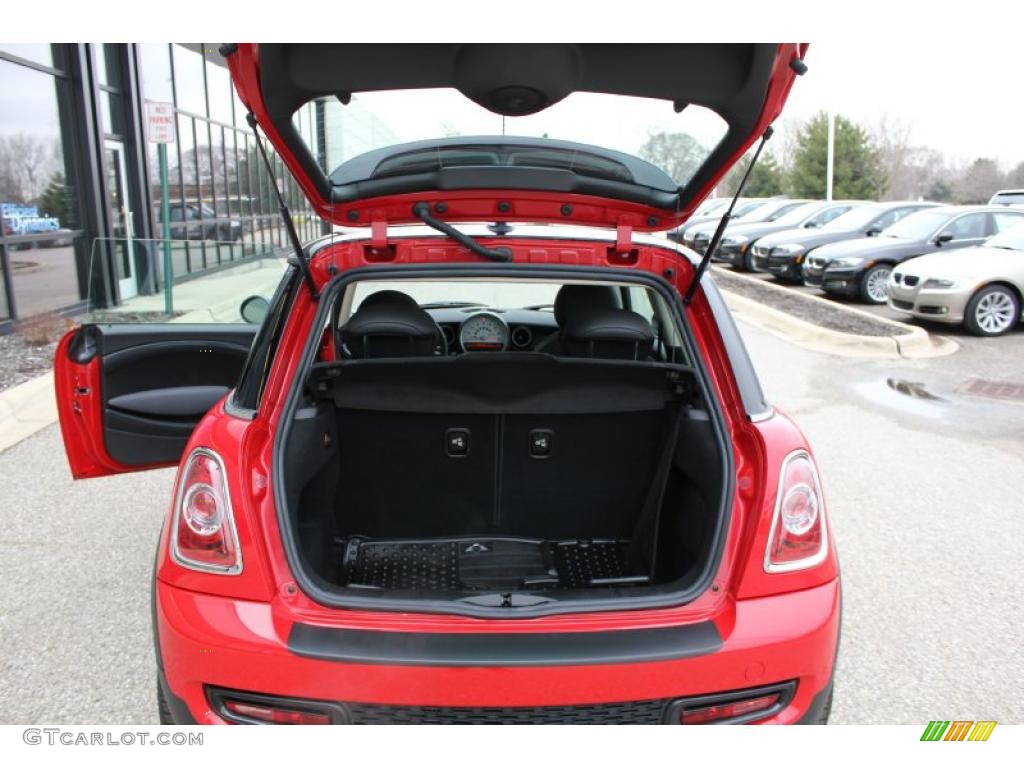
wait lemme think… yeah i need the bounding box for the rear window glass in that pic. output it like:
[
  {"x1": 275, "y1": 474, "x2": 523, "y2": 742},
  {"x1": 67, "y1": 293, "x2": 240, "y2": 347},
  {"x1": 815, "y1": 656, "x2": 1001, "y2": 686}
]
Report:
[{"x1": 296, "y1": 88, "x2": 729, "y2": 189}]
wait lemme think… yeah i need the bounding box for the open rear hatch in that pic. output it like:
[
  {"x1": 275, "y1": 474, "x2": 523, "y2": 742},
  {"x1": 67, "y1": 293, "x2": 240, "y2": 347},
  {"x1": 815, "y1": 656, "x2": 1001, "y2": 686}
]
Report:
[
  {"x1": 226, "y1": 43, "x2": 809, "y2": 616},
  {"x1": 223, "y1": 43, "x2": 807, "y2": 231}
]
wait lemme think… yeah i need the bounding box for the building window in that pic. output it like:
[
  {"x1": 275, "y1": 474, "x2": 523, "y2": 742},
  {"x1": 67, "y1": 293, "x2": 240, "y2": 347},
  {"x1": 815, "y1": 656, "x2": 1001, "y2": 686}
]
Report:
[{"x1": 0, "y1": 53, "x2": 85, "y2": 320}]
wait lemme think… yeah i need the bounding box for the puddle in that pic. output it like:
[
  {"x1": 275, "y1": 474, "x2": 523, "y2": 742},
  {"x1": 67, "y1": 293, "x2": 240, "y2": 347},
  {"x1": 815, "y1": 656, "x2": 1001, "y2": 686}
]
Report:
[
  {"x1": 885, "y1": 377, "x2": 945, "y2": 401},
  {"x1": 853, "y1": 377, "x2": 950, "y2": 421}
]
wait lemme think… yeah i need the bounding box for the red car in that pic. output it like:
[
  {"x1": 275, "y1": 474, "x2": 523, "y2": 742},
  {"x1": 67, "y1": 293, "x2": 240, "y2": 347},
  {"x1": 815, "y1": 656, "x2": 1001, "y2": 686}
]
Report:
[{"x1": 54, "y1": 44, "x2": 839, "y2": 724}]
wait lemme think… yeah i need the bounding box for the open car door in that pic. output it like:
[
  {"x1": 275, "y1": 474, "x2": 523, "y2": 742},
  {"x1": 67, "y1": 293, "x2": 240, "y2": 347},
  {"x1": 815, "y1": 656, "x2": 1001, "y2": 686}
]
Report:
[{"x1": 54, "y1": 324, "x2": 257, "y2": 479}]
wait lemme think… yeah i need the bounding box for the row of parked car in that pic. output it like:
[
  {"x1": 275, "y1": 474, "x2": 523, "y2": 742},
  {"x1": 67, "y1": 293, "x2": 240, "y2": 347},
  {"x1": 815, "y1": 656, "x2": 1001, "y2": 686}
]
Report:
[{"x1": 670, "y1": 193, "x2": 1024, "y2": 336}]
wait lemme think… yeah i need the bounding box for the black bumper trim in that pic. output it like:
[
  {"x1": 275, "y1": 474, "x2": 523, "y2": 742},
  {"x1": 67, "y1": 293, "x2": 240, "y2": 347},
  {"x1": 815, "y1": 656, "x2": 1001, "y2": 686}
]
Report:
[
  {"x1": 288, "y1": 622, "x2": 723, "y2": 667},
  {"x1": 158, "y1": 669, "x2": 199, "y2": 725},
  {"x1": 795, "y1": 679, "x2": 834, "y2": 724}
]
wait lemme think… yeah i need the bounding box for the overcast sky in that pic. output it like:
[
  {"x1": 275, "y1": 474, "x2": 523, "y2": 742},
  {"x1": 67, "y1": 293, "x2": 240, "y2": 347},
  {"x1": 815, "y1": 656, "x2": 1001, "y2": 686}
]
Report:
[
  {"x1": 782, "y1": 40, "x2": 1023, "y2": 169},
  {"x1": 2, "y1": 37, "x2": 1021, "y2": 175}
]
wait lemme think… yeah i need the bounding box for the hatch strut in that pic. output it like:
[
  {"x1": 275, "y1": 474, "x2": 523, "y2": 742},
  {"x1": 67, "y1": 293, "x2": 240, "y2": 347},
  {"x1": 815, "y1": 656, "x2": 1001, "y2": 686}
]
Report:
[
  {"x1": 682, "y1": 126, "x2": 774, "y2": 305},
  {"x1": 412, "y1": 202, "x2": 513, "y2": 262},
  {"x1": 246, "y1": 113, "x2": 319, "y2": 299}
]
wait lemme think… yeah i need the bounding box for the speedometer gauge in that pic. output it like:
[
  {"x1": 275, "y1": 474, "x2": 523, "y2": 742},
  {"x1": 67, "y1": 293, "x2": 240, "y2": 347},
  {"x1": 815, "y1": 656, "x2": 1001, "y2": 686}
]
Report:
[{"x1": 459, "y1": 312, "x2": 509, "y2": 352}]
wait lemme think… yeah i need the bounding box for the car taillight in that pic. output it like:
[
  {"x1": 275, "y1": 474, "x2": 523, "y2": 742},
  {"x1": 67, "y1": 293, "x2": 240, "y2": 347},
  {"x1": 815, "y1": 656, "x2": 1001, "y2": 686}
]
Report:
[
  {"x1": 171, "y1": 448, "x2": 242, "y2": 574},
  {"x1": 222, "y1": 700, "x2": 331, "y2": 725},
  {"x1": 679, "y1": 693, "x2": 781, "y2": 724},
  {"x1": 764, "y1": 450, "x2": 828, "y2": 573},
  {"x1": 668, "y1": 682, "x2": 794, "y2": 724}
]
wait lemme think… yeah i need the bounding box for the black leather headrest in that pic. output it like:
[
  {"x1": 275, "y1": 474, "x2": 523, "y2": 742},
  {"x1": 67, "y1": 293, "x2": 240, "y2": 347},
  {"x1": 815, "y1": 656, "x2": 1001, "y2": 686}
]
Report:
[
  {"x1": 358, "y1": 289, "x2": 419, "y2": 309},
  {"x1": 340, "y1": 302, "x2": 442, "y2": 358},
  {"x1": 553, "y1": 284, "x2": 620, "y2": 327},
  {"x1": 562, "y1": 307, "x2": 655, "y2": 360}
]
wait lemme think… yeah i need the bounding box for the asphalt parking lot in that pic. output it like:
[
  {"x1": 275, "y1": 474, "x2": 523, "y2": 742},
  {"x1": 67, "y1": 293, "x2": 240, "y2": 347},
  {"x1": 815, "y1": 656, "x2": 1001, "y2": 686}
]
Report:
[
  {"x1": 0, "y1": 311, "x2": 1021, "y2": 725},
  {"x1": 734, "y1": 264, "x2": 1024, "y2": 358}
]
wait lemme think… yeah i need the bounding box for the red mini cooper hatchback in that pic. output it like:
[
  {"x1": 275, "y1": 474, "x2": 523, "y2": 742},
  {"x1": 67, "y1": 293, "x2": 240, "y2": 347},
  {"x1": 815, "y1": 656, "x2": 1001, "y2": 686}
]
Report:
[{"x1": 54, "y1": 44, "x2": 839, "y2": 724}]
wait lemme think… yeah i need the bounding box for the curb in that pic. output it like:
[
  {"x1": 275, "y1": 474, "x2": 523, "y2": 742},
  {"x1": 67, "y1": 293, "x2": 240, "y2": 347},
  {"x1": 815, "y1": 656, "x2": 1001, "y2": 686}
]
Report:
[
  {"x1": 0, "y1": 371, "x2": 57, "y2": 453},
  {"x1": 720, "y1": 290, "x2": 959, "y2": 359}
]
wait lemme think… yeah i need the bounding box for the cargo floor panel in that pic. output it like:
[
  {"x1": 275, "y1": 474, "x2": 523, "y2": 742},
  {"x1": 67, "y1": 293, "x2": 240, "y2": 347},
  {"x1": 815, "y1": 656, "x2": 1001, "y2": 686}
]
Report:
[{"x1": 338, "y1": 536, "x2": 644, "y2": 592}]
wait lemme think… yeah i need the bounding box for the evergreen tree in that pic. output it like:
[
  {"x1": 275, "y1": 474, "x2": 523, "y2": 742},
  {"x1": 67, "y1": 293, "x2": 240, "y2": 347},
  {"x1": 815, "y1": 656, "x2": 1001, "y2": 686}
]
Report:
[{"x1": 788, "y1": 111, "x2": 886, "y2": 199}]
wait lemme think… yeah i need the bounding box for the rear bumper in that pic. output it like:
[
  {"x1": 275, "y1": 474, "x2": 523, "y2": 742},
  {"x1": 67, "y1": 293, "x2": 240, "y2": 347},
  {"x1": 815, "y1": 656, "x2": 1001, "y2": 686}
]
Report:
[{"x1": 155, "y1": 577, "x2": 840, "y2": 724}]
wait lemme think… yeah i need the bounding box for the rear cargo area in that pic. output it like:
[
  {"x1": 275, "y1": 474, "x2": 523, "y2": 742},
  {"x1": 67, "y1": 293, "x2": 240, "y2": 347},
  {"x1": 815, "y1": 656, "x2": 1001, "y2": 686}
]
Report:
[{"x1": 281, "y1": 354, "x2": 725, "y2": 606}]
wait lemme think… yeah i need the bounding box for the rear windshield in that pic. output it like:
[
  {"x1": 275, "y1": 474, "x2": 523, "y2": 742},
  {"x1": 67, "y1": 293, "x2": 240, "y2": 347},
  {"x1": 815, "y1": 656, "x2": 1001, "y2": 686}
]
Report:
[
  {"x1": 295, "y1": 89, "x2": 729, "y2": 188},
  {"x1": 990, "y1": 192, "x2": 1024, "y2": 205}
]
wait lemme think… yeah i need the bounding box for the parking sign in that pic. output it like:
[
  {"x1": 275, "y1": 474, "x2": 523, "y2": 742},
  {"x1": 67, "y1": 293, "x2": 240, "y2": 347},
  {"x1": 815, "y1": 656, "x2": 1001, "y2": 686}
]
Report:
[{"x1": 146, "y1": 102, "x2": 176, "y2": 144}]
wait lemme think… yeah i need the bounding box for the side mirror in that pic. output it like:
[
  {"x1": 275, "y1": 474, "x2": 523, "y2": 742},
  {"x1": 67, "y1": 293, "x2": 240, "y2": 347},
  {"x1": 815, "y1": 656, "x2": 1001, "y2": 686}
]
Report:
[
  {"x1": 866, "y1": 227, "x2": 882, "y2": 237},
  {"x1": 804, "y1": 221, "x2": 819, "y2": 229},
  {"x1": 240, "y1": 295, "x2": 271, "y2": 324},
  {"x1": 935, "y1": 232, "x2": 954, "y2": 245}
]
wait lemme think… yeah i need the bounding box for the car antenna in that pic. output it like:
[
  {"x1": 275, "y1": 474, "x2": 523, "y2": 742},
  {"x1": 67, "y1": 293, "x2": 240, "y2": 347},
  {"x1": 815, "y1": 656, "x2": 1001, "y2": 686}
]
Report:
[
  {"x1": 683, "y1": 126, "x2": 774, "y2": 305},
  {"x1": 246, "y1": 112, "x2": 319, "y2": 300}
]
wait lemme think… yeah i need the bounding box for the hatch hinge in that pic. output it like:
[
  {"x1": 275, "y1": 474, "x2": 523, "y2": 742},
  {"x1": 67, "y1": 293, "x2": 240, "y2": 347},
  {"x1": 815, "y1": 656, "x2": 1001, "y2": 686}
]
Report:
[
  {"x1": 371, "y1": 218, "x2": 388, "y2": 251},
  {"x1": 615, "y1": 223, "x2": 633, "y2": 254}
]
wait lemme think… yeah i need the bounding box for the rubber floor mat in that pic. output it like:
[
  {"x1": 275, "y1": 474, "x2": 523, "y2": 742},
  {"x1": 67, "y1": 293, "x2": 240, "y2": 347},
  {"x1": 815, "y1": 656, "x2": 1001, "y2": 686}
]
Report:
[{"x1": 340, "y1": 536, "x2": 637, "y2": 591}]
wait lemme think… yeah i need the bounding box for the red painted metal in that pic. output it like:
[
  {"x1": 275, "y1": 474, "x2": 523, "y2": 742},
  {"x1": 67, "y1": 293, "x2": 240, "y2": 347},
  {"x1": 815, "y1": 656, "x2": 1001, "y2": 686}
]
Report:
[
  {"x1": 156, "y1": 576, "x2": 839, "y2": 721},
  {"x1": 53, "y1": 45, "x2": 840, "y2": 718},
  {"x1": 53, "y1": 329, "x2": 173, "y2": 479}
]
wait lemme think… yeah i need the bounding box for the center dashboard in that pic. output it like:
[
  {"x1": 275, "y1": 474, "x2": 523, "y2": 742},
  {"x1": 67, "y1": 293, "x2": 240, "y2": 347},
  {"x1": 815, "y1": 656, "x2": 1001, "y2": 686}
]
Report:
[{"x1": 426, "y1": 307, "x2": 558, "y2": 354}]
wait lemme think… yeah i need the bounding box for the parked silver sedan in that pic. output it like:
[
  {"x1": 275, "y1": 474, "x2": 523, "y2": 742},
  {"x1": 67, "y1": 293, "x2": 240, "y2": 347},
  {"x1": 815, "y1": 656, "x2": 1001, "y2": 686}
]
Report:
[{"x1": 887, "y1": 223, "x2": 1024, "y2": 336}]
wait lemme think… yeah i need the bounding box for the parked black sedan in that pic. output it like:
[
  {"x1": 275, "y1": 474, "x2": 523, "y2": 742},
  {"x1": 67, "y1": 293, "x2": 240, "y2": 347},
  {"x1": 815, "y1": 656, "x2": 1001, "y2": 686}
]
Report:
[
  {"x1": 683, "y1": 198, "x2": 804, "y2": 252},
  {"x1": 672, "y1": 198, "x2": 770, "y2": 245},
  {"x1": 802, "y1": 205, "x2": 1024, "y2": 303},
  {"x1": 167, "y1": 203, "x2": 244, "y2": 242},
  {"x1": 750, "y1": 201, "x2": 939, "y2": 282},
  {"x1": 711, "y1": 200, "x2": 857, "y2": 271}
]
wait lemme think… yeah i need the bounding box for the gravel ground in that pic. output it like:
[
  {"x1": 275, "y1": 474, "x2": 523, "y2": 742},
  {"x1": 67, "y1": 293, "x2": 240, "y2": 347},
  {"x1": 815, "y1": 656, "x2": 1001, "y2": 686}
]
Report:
[
  {"x1": 713, "y1": 269, "x2": 912, "y2": 337},
  {"x1": 0, "y1": 333, "x2": 58, "y2": 392}
]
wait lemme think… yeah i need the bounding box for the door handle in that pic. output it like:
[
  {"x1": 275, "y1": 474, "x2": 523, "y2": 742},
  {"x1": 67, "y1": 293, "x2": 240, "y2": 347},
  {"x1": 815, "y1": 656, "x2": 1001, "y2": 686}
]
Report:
[{"x1": 123, "y1": 206, "x2": 135, "y2": 239}]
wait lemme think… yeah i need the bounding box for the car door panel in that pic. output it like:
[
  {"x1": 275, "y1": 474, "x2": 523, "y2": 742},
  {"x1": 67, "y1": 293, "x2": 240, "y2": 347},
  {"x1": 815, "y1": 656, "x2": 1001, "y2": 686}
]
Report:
[{"x1": 55, "y1": 324, "x2": 256, "y2": 479}]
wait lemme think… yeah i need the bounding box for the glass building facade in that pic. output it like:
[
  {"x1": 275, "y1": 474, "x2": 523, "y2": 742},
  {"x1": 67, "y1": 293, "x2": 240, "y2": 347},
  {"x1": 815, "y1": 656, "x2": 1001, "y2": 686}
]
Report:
[{"x1": 0, "y1": 44, "x2": 326, "y2": 331}]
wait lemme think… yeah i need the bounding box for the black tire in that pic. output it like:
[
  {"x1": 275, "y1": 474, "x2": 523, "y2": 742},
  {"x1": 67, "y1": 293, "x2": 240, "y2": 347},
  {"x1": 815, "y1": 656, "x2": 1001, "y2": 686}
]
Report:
[
  {"x1": 858, "y1": 263, "x2": 892, "y2": 304},
  {"x1": 964, "y1": 284, "x2": 1020, "y2": 337},
  {"x1": 157, "y1": 679, "x2": 175, "y2": 725},
  {"x1": 744, "y1": 248, "x2": 758, "y2": 272}
]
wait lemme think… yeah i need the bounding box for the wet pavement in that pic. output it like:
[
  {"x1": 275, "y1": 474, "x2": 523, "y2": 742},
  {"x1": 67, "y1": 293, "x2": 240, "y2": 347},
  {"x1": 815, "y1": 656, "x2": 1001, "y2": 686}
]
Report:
[{"x1": 738, "y1": 319, "x2": 1024, "y2": 724}]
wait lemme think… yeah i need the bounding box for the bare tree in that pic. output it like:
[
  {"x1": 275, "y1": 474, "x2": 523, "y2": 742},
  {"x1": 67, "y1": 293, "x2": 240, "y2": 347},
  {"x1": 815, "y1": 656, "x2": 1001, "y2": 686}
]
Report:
[
  {"x1": 1005, "y1": 161, "x2": 1024, "y2": 188},
  {"x1": 953, "y1": 158, "x2": 1005, "y2": 204},
  {"x1": 872, "y1": 116, "x2": 915, "y2": 200},
  {"x1": 637, "y1": 131, "x2": 708, "y2": 185},
  {"x1": 7, "y1": 132, "x2": 55, "y2": 201}
]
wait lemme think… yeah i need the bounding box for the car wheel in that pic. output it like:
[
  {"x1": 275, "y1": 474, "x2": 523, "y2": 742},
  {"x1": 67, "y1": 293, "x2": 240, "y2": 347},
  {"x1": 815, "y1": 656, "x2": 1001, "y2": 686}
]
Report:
[
  {"x1": 157, "y1": 679, "x2": 175, "y2": 725},
  {"x1": 964, "y1": 285, "x2": 1020, "y2": 337},
  {"x1": 859, "y1": 264, "x2": 891, "y2": 304},
  {"x1": 744, "y1": 249, "x2": 757, "y2": 272}
]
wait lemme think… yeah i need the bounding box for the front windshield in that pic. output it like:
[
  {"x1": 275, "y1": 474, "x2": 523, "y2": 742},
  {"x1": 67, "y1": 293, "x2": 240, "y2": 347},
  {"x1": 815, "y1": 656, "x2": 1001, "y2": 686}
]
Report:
[
  {"x1": 881, "y1": 210, "x2": 949, "y2": 239},
  {"x1": 352, "y1": 280, "x2": 561, "y2": 310},
  {"x1": 986, "y1": 222, "x2": 1024, "y2": 250},
  {"x1": 822, "y1": 206, "x2": 884, "y2": 232},
  {"x1": 295, "y1": 89, "x2": 729, "y2": 188},
  {"x1": 732, "y1": 200, "x2": 769, "y2": 220},
  {"x1": 741, "y1": 200, "x2": 802, "y2": 224}
]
